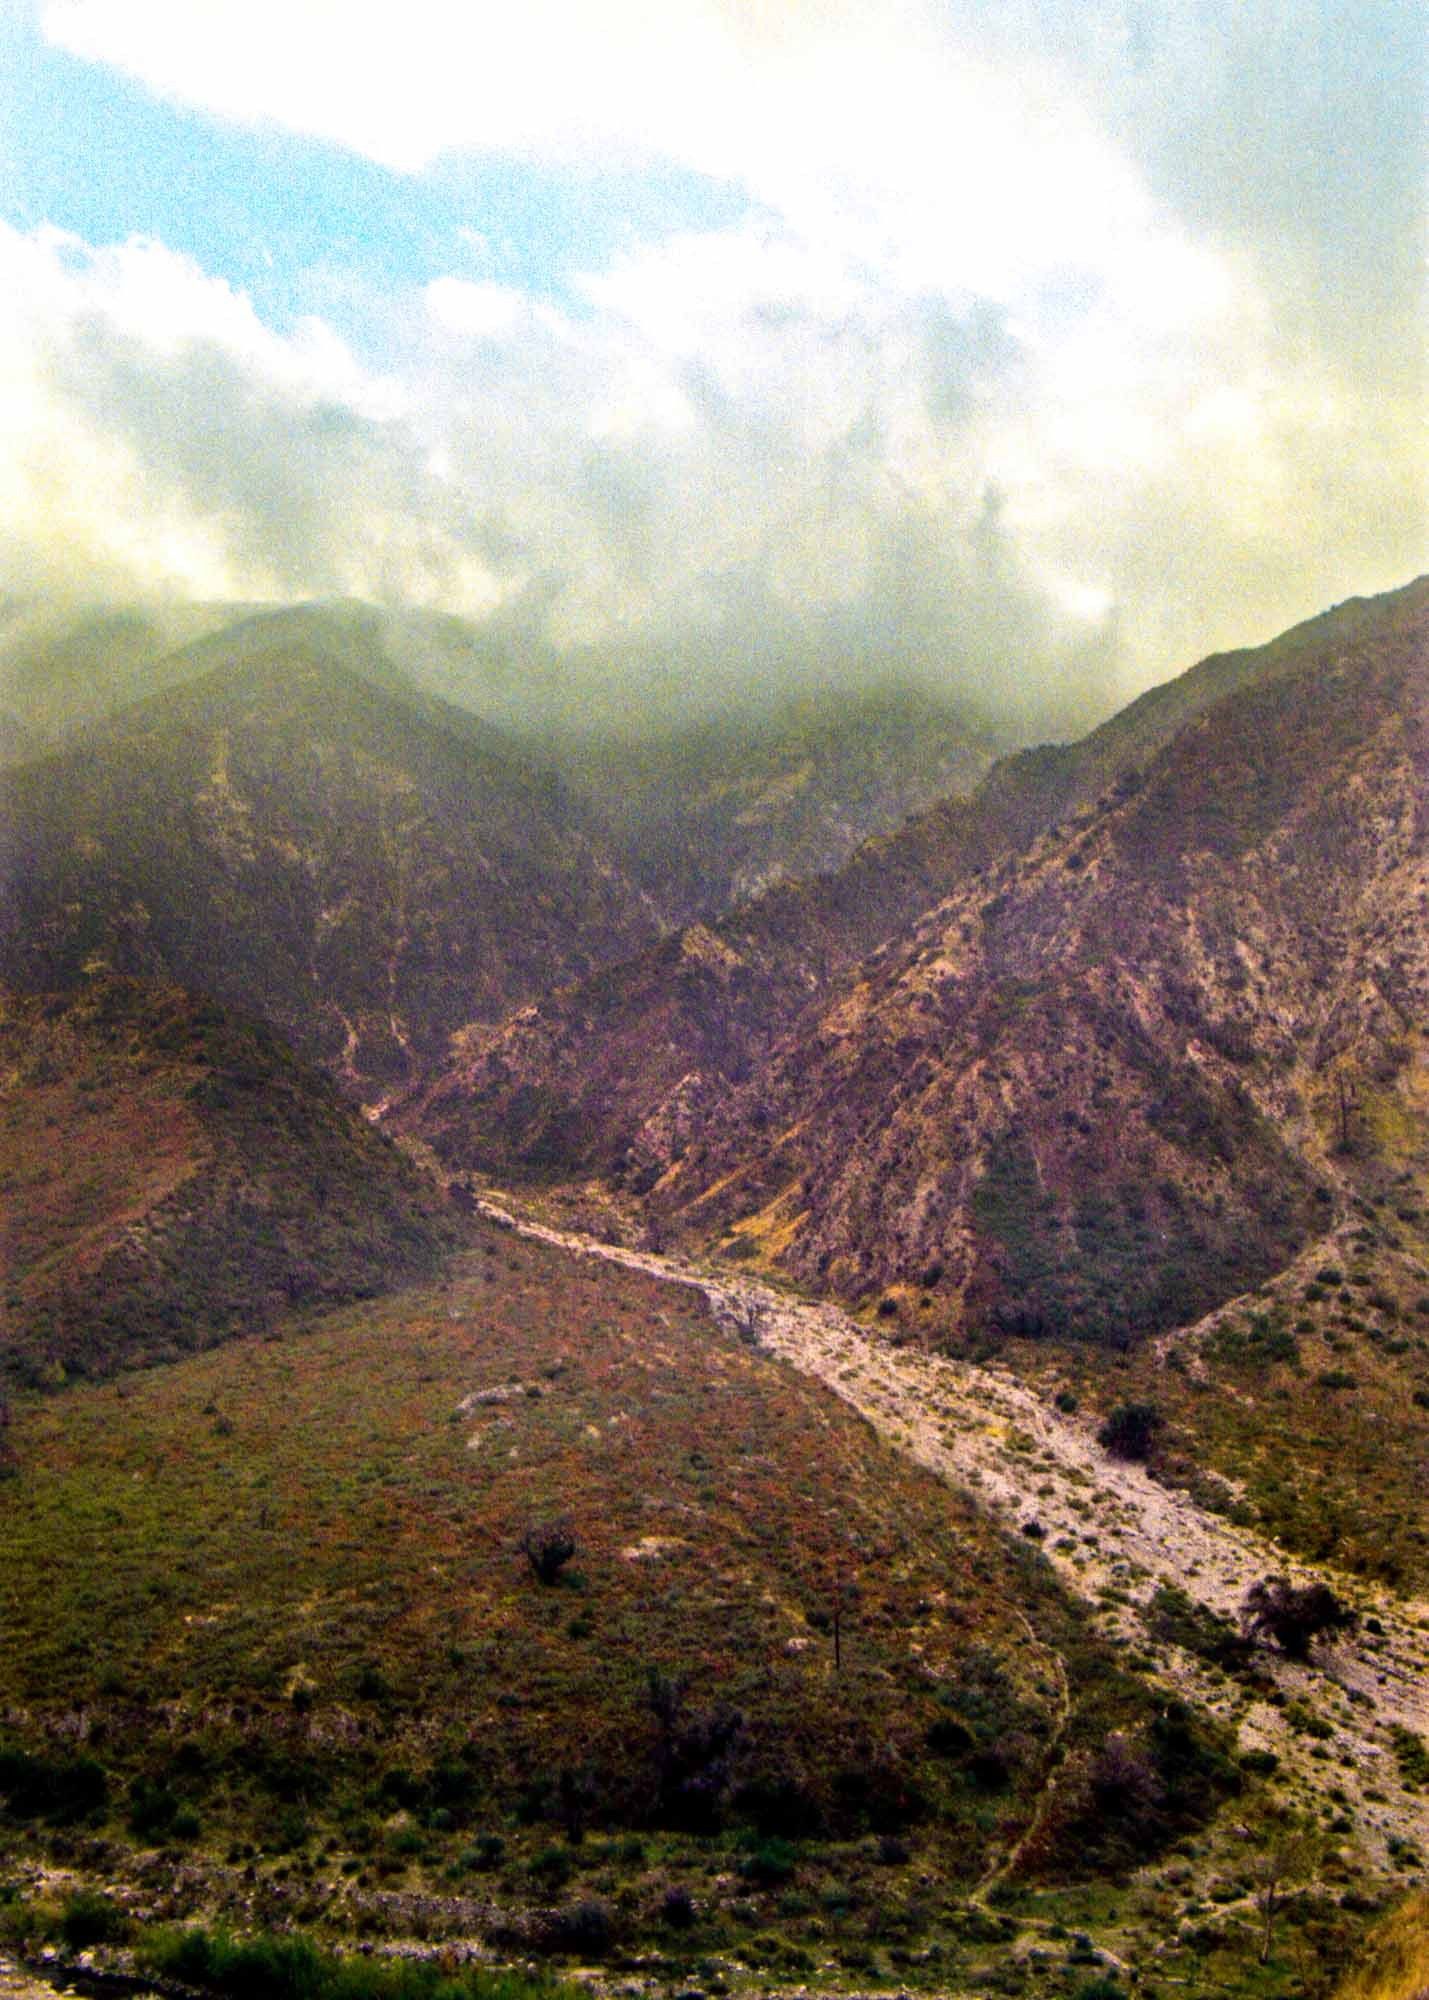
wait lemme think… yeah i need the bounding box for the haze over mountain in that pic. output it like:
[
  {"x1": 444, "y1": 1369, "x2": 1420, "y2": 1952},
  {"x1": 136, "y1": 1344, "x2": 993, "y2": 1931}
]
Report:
[
  {"x1": 415, "y1": 575, "x2": 1427, "y2": 1299},
  {"x1": 0, "y1": 641, "x2": 664, "y2": 1094},
  {"x1": 0, "y1": 593, "x2": 1001, "y2": 918}
]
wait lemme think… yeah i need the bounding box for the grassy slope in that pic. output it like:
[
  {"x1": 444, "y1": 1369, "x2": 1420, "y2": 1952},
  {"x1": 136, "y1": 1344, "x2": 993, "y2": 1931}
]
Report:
[
  {"x1": 0, "y1": 1218, "x2": 1248, "y2": 1984},
  {"x1": 1335, "y1": 1893, "x2": 1429, "y2": 2000},
  {"x1": 0, "y1": 977, "x2": 458, "y2": 1385}
]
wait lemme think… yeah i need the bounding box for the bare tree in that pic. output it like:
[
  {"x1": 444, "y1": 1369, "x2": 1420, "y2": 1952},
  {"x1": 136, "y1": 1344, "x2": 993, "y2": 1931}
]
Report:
[
  {"x1": 829, "y1": 1568, "x2": 861, "y2": 1673},
  {"x1": 1333, "y1": 1068, "x2": 1359, "y2": 1155},
  {"x1": 1243, "y1": 1807, "x2": 1327, "y2": 1965}
]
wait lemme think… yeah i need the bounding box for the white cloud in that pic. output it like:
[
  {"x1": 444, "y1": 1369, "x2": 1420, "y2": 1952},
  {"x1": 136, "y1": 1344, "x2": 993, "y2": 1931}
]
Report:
[
  {"x1": 40, "y1": 0, "x2": 1155, "y2": 310},
  {"x1": 424, "y1": 278, "x2": 527, "y2": 341},
  {"x1": 9, "y1": 0, "x2": 1429, "y2": 731}
]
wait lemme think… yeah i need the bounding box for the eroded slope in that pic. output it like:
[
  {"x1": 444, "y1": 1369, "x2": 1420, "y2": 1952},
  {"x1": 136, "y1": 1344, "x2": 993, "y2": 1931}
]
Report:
[{"x1": 644, "y1": 576, "x2": 1427, "y2": 1348}]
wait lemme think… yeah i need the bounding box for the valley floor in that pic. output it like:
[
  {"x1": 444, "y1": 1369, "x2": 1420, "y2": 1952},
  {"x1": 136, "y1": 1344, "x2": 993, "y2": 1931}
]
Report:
[{"x1": 474, "y1": 1198, "x2": 1429, "y2": 1880}]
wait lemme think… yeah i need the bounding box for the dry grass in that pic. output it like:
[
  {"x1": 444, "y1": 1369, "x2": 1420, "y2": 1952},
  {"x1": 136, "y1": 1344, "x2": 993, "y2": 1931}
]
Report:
[{"x1": 1334, "y1": 1892, "x2": 1429, "y2": 2000}]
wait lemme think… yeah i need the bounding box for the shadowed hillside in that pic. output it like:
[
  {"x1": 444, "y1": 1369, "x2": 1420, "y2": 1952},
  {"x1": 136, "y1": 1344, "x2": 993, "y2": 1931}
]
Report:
[
  {"x1": 0, "y1": 976, "x2": 459, "y2": 1386},
  {"x1": 0, "y1": 649, "x2": 662, "y2": 1094}
]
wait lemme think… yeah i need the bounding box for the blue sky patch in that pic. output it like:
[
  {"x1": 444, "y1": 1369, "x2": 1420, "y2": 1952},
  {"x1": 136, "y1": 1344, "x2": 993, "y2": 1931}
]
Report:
[{"x1": 0, "y1": 11, "x2": 751, "y2": 339}]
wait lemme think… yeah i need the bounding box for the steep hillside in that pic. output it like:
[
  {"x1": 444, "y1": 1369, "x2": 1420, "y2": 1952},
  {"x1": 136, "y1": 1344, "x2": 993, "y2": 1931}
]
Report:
[
  {"x1": 645, "y1": 574, "x2": 1427, "y2": 1351},
  {"x1": 972, "y1": 579, "x2": 1429, "y2": 854},
  {"x1": 0, "y1": 649, "x2": 661, "y2": 1094},
  {"x1": 0, "y1": 976, "x2": 458, "y2": 1385},
  {"x1": 408, "y1": 788, "x2": 998, "y2": 1180},
  {"x1": 553, "y1": 684, "x2": 996, "y2": 916},
  {"x1": 415, "y1": 578, "x2": 1427, "y2": 1197}
]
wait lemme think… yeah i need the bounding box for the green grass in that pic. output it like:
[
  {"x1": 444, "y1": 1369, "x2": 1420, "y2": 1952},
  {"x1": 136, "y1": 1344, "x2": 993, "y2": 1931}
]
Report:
[
  {"x1": 140, "y1": 1926, "x2": 573, "y2": 1999},
  {"x1": 0, "y1": 1218, "x2": 1230, "y2": 1967}
]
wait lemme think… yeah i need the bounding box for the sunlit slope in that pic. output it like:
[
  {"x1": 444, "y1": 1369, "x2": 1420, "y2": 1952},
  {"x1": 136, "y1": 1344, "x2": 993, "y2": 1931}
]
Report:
[
  {"x1": 1336, "y1": 1894, "x2": 1429, "y2": 2000},
  {"x1": 651, "y1": 574, "x2": 1426, "y2": 1348}
]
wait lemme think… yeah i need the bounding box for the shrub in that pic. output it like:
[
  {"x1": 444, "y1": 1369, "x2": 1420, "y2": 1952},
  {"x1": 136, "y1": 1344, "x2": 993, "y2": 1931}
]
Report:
[
  {"x1": 1097, "y1": 1403, "x2": 1163, "y2": 1461},
  {"x1": 59, "y1": 1891, "x2": 130, "y2": 1948},
  {"x1": 647, "y1": 1671, "x2": 744, "y2": 1830},
  {"x1": 926, "y1": 1717, "x2": 973, "y2": 1757},
  {"x1": 531, "y1": 1899, "x2": 615, "y2": 1958},
  {"x1": 128, "y1": 1776, "x2": 181, "y2": 1839},
  {"x1": 1391, "y1": 1727, "x2": 1429, "y2": 1788},
  {"x1": 1087, "y1": 1732, "x2": 1164, "y2": 1820},
  {"x1": 1146, "y1": 1584, "x2": 1253, "y2": 1673},
  {"x1": 529, "y1": 1846, "x2": 574, "y2": 1889},
  {"x1": 141, "y1": 1924, "x2": 566, "y2": 1996},
  {"x1": 520, "y1": 1520, "x2": 578, "y2": 1586},
  {"x1": 1242, "y1": 1577, "x2": 1357, "y2": 1660},
  {"x1": 739, "y1": 1837, "x2": 800, "y2": 1886},
  {"x1": 659, "y1": 1885, "x2": 695, "y2": 1930},
  {"x1": 0, "y1": 1748, "x2": 108, "y2": 1825}
]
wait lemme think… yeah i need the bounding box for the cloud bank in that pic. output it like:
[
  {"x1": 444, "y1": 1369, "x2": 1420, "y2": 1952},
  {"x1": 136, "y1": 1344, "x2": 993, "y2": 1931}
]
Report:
[{"x1": 3, "y1": 1, "x2": 1423, "y2": 731}]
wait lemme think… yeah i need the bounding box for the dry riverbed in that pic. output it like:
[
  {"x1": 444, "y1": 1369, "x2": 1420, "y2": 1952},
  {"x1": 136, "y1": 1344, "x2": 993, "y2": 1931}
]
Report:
[{"x1": 475, "y1": 1197, "x2": 1429, "y2": 1877}]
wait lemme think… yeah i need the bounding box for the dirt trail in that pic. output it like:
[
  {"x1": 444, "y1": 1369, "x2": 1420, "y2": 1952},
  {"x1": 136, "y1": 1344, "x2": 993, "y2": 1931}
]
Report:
[{"x1": 477, "y1": 1198, "x2": 1429, "y2": 1867}]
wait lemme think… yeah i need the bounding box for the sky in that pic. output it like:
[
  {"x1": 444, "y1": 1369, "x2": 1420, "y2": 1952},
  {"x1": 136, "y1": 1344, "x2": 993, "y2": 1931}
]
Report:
[{"x1": 0, "y1": 0, "x2": 1424, "y2": 730}]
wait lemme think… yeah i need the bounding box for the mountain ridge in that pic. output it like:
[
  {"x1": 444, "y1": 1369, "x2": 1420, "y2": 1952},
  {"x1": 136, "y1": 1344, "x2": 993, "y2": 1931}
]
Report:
[
  {"x1": 412, "y1": 574, "x2": 1427, "y2": 1206},
  {"x1": 0, "y1": 645, "x2": 664, "y2": 1093},
  {"x1": 644, "y1": 577, "x2": 1427, "y2": 1333}
]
